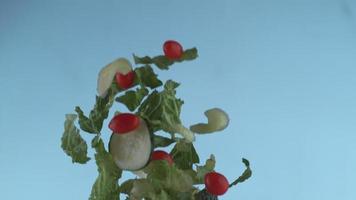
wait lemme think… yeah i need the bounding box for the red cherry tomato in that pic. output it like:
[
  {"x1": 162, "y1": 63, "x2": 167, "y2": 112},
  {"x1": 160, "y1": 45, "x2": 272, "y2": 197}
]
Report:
[
  {"x1": 115, "y1": 71, "x2": 135, "y2": 89},
  {"x1": 109, "y1": 113, "x2": 140, "y2": 134},
  {"x1": 163, "y1": 40, "x2": 183, "y2": 60},
  {"x1": 151, "y1": 150, "x2": 174, "y2": 165},
  {"x1": 204, "y1": 172, "x2": 229, "y2": 196}
]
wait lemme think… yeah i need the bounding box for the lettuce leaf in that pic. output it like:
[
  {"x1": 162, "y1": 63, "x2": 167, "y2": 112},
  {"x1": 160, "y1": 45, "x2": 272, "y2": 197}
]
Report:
[
  {"x1": 194, "y1": 189, "x2": 218, "y2": 200},
  {"x1": 130, "y1": 179, "x2": 157, "y2": 199},
  {"x1": 134, "y1": 65, "x2": 163, "y2": 89},
  {"x1": 133, "y1": 48, "x2": 198, "y2": 70},
  {"x1": 61, "y1": 114, "x2": 90, "y2": 164},
  {"x1": 138, "y1": 80, "x2": 184, "y2": 134},
  {"x1": 89, "y1": 136, "x2": 122, "y2": 200},
  {"x1": 195, "y1": 155, "x2": 215, "y2": 184},
  {"x1": 170, "y1": 141, "x2": 200, "y2": 170},
  {"x1": 153, "y1": 134, "x2": 175, "y2": 148},
  {"x1": 145, "y1": 160, "x2": 193, "y2": 192},
  {"x1": 75, "y1": 84, "x2": 119, "y2": 134},
  {"x1": 119, "y1": 179, "x2": 135, "y2": 195},
  {"x1": 120, "y1": 179, "x2": 169, "y2": 200},
  {"x1": 156, "y1": 190, "x2": 170, "y2": 200},
  {"x1": 116, "y1": 87, "x2": 149, "y2": 111},
  {"x1": 229, "y1": 158, "x2": 252, "y2": 187}
]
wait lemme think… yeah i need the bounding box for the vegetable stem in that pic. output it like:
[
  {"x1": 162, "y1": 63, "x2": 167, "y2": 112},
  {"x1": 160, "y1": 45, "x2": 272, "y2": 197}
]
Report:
[
  {"x1": 229, "y1": 158, "x2": 252, "y2": 188},
  {"x1": 172, "y1": 123, "x2": 195, "y2": 142}
]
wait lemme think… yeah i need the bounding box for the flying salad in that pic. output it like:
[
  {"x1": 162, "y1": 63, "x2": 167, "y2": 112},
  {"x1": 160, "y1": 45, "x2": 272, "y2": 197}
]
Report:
[{"x1": 61, "y1": 40, "x2": 252, "y2": 200}]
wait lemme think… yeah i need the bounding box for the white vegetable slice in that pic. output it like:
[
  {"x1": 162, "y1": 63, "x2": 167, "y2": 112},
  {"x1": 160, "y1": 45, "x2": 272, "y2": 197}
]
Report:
[
  {"x1": 109, "y1": 118, "x2": 152, "y2": 171},
  {"x1": 171, "y1": 124, "x2": 195, "y2": 142},
  {"x1": 97, "y1": 58, "x2": 133, "y2": 97},
  {"x1": 132, "y1": 170, "x2": 147, "y2": 179},
  {"x1": 190, "y1": 108, "x2": 230, "y2": 134}
]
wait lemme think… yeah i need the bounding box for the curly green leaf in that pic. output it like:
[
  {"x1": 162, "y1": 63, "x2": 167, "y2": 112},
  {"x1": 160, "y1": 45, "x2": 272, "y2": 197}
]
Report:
[
  {"x1": 61, "y1": 114, "x2": 90, "y2": 164},
  {"x1": 134, "y1": 65, "x2": 163, "y2": 89},
  {"x1": 229, "y1": 158, "x2": 252, "y2": 188},
  {"x1": 75, "y1": 84, "x2": 118, "y2": 134},
  {"x1": 170, "y1": 141, "x2": 200, "y2": 170},
  {"x1": 116, "y1": 87, "x2": 149, "y2": 111}
]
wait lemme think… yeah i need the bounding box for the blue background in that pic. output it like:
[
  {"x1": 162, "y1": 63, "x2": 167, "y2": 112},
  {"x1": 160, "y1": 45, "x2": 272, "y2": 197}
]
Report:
[{"x1": 1, "y1": 0, "x2": 356, "y2": 199}]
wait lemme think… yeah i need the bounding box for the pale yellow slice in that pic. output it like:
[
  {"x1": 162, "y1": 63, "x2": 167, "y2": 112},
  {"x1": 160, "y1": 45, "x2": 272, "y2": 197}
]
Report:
[
  {"x1": 97, "y1": 58, "x2": 133, "y2": 97},
  {"x1": 190, "y1": 108, "x2": 230, "y2": 134}
]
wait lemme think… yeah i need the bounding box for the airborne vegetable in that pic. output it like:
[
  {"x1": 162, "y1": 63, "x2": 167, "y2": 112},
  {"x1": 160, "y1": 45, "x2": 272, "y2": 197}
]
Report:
[
  {"x1": 109, "y1": 117, "x2": 152, "y2": 170},
  {"x1": 115, "y1": 70, "x2": 135, "y2": 89},
  {"x1": 163, "y1": 40, "x2": 184, "y2": 60},
  {"x1": 190, "y1": 108, "x2": 229, "y2": 134},
  {"x1": 97, "y1": 58, "x2": 133, "y2": 97},
  {"x1": 61, "y1": 41, "x2": 252, "y2": 200},
  {"x1": 204, "y1": 172, "x2": 229, "y2": 196},
  {"x1": 150, "y1": 150, "x2": 174, "y2": 166},
  {"x1": 108, "y1": 113, "x2": 140, "y2": 134}
]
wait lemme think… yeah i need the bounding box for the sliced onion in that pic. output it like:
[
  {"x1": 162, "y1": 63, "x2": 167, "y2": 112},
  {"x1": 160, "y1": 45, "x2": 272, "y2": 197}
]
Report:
[
  {"x1": 190, "y1": 108, "x2": 230, "y2": 134},
  {"x1": 97, "y1": 58, "x2": 132, "y2": 97}
]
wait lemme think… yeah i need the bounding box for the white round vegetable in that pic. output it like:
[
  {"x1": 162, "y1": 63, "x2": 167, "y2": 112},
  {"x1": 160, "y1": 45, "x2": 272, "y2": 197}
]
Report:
[
  {"x1": 97, "y1": 58, "x2": 133, "y2": 97},
  {"x1": 190, "y1": 108, "x2": 230, "y2": 134},
  {"x1": 109, "y1": 118, "x2": 152, "y2": 171}
]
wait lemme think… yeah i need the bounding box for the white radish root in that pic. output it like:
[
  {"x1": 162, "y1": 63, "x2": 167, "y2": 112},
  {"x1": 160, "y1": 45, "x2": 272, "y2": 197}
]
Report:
[{"x1": 109, "y1": 119, "x2": 152, "y2": 171}]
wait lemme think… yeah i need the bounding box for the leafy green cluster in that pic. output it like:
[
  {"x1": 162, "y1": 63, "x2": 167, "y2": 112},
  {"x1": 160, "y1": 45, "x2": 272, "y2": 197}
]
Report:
[{"x1": 60, "y1": 47, "x2": 251, "y2": 200}]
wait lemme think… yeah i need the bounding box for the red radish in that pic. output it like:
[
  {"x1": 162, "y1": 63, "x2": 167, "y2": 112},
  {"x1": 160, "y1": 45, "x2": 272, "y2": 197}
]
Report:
[
  {"x1": 109, "y1": 113, "x2": 140, "y2": 134},
  {"x1": 204, "y1": 172, "x2": 229, "y2": 196},
  {"x1": 151, "y1": 150, "x2": 174, "y2": 165},
  {"x1": 115, "y1": 71, "x2": 135, "y2": 89},
  {"x1": 163, "y1": 40, "x2": 183, "y2": 60}
]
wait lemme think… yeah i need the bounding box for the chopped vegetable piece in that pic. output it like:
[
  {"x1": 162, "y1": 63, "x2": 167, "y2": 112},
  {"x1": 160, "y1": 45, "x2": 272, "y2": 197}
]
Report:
[
  {"x1": 109, "y1": 118, "x2": 152, "y2": 170},
  {"x1": 151, "y1": 150, "x2": 174, "y2": 165},
  {"x1": 163, "y1": 40, "x2": 183, "y2": 60},
  {"x1": 97, "y1": 58, "x2": 132, "y2": 97},
  {"x1": 190, "y1": 108, "x2": 229, "y2": 134},
  {"x1": 108, "y1": 113, "x2": 140, "y2": 134},
  {"x1": 204, "y1": 172, "x2": 229, "y2": 196},
  {"x1": 115, "y1": 70, "x2": 135, "y2": 89}
]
